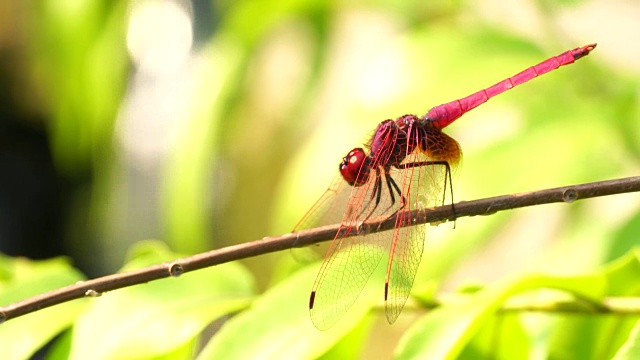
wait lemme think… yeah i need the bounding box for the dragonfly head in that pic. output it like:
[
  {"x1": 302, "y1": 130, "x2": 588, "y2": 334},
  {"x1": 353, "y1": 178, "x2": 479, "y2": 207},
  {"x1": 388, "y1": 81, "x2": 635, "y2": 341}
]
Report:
[{"x1": 340, "y1": 148, "x2": 369, "y2": 187}]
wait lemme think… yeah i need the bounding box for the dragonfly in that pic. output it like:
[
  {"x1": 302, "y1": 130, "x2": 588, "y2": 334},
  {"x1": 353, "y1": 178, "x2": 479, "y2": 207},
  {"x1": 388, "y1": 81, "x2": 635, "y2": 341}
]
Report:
[{"x1": 295, "y1": 43, "x2": 597, "y2": 330}]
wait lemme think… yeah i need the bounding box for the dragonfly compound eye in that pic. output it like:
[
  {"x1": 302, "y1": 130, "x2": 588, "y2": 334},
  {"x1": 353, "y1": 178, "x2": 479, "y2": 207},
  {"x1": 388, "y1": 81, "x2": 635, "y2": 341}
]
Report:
[{"x1": 340, "y1": 148, "x2": 369, "y2": 187}]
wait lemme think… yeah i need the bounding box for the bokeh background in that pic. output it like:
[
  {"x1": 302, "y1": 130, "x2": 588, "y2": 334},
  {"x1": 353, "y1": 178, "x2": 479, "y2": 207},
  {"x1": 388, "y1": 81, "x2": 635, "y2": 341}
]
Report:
[{"x1": 0, "y1": 0, "x2": 639, "y2": 356}]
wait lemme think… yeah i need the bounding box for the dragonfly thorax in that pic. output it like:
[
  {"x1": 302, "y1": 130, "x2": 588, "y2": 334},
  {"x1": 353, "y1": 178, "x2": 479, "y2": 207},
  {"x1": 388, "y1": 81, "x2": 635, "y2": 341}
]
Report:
[{"x1": 340, "y1": 116, "x2": 422, "y2": 187}]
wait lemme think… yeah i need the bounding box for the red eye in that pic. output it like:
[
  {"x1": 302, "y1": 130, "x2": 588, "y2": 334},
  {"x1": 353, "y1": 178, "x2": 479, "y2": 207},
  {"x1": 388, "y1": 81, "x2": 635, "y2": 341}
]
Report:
[{"x1": 339, "y1": 148, "x2": 369, "y2": 187}]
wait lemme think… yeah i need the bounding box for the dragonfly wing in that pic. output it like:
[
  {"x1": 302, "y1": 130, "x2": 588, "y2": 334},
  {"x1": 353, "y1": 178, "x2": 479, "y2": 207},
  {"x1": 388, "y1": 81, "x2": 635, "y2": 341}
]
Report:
[
  {"x1": 384, "y1": 139, "x2": 459, "y2": 323},
  {"x1": 309, "y1": 231, "x2": 389, "y2": 330},
  {"x1": 309, "y1": 165, "x2": 402, "y2": 330},
  {"x1": 291, "y1": 174, "x2": 353, "y2": 263},
  {"x1": 293, "y1": 174, "x2": 352, "y2": 233},
  {"x1": 385, "y1": 219, "x2": 425, "y2": 323}
]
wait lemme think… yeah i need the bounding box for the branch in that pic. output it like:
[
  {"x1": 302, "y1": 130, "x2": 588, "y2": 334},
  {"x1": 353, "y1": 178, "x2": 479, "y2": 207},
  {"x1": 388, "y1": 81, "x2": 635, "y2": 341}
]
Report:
[
  {"x1": 1, "y1": 176, "x2": 639, "y2": 323},
  {"x1": 404, "y1": 295, "x2": 640, "y2": 315},
  {"x1": 501, "y1": 296, "x2": 640, "y2": 315}
]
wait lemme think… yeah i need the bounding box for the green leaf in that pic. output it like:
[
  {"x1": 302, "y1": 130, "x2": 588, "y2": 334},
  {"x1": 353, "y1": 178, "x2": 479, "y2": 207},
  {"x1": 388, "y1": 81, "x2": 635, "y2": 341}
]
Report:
[
  {"x1": 0, "y1": 256, "x2": 86, "y2": 359},
  {"x1": 612, "y1": 320, "x2": 640, "y2": 360},
  {"x1": 548, "y1": 248, "x2": 640, "y2": 360},
  {"x1": 395, "y1": 271, "x2": 606, "y2": 359},
  {"x1": 67, "y1": 241, "x2": 255, "y2": 359},
  {"x1": 318, "y1": 313, "x2": 375, "y2": 359},
  {"x1": 395, "y1": 248, "x2": 640, "y2": 359},
  {"x1": 459, "y1": 313, "x2": 530, "y2": 359},
  {"x1": 602, "y1": 247, "x2": 640, "y2": 296},
  {"x1": 197, "y1": 262, "x2": 383, "y2": 359},
  {"x1": 29, "y1": 0, "x2": 128, "y2": 174}
]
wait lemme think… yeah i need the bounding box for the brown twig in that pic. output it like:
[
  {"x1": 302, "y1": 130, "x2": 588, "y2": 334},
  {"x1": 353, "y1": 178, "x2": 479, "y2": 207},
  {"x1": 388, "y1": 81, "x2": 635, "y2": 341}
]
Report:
[{"x1": 1, "y1": 176, "x2": 639, "y2": 323}]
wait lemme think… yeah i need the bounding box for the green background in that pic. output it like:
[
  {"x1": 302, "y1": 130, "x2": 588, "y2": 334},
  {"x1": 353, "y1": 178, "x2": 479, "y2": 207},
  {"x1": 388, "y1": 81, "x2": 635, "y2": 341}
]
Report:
[{"x1": 0, "y1": 0, "x2": 638, "y2": 358}]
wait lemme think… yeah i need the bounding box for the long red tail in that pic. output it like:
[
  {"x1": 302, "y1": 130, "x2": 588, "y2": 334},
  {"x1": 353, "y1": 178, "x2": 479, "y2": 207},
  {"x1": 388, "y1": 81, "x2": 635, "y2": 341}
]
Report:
[{"x1": 425, "y1": 43, "x2": 597, "y2": 129}]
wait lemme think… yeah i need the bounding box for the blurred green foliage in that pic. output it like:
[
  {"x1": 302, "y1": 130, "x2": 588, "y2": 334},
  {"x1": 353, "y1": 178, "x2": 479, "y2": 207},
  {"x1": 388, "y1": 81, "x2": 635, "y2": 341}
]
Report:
[
  {"x1": 28, "y1": 0, "x2": 129, "y2": 173},
  {"x1": 0, "y1": 0, "x2": 639, "y2": 358}
]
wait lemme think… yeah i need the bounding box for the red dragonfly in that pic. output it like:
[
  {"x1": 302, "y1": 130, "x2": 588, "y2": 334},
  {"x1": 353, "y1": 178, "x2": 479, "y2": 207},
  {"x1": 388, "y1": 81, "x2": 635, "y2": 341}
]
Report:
[{"x1": 295, "y1": 43, "x2": 596, "y2": 330}]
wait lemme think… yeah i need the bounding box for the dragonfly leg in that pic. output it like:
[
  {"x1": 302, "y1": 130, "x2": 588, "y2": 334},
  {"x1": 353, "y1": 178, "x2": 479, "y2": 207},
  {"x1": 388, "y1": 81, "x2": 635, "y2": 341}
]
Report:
[
  {"x1": 363, "y1": 173, "x2": 406, "y2": 231},
  {"x1": 442, "y1": 162, "x2": 457, "y2": 226},
  {"x1": 397, "y1": 160, "x2": 457, "y2": 224},
  {"x1": 369, "y1": 169, "x2": 381, "y2": 204},
  {"x1": 361, "y1": 170, "x2": 408, "y2": 233},
  {"x1": 374, "y1": 168, "x2": 383, "y2": 208},
  {"x1": 385, "y1": 172, "x2": 405, "y2": 208},
  {"x1": 358, "y1": 168, "x2": 384, "y2": 233}
]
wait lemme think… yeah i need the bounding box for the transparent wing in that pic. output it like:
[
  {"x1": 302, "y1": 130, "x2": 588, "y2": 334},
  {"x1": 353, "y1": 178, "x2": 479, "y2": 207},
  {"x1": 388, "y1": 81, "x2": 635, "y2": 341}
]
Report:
[
  {"x1": 293, "y1": 174, "x2": 351, "y2": 233},
  {"x1": 291, "y1": 174, "x2": 354, "y2": 264},
  {"x1": 385, "y1": 129, "x2": 462, "y2": 324},
  {"x1": 308, "y1": 152, "x2": 404, "y2": 330}
]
